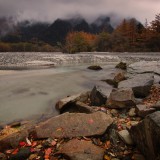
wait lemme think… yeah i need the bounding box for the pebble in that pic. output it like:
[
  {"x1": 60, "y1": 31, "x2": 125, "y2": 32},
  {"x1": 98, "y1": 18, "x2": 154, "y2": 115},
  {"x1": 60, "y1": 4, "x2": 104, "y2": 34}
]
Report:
[
  {"x1": 111, "y1": 109, "x2": 119, "y2": 116},
  {"x1": 128, "y1": 108, "x2": 136, "y2": 117},
  {"x1": 118, "y1": 130, "x2": 133, "y2": 145}
]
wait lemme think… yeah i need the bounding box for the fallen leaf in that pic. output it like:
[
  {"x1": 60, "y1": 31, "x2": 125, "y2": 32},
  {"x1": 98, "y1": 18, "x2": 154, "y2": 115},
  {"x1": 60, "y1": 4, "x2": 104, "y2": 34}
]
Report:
[
  {"x1": 12, "y1": 148, "x2": 19, "y2": 155},
  {"x1": 19, "y1": 141, "x2": 26, "y2": 147},
  {"x1": 26, "y1": 137, "x2": 32, "y2": 146}
]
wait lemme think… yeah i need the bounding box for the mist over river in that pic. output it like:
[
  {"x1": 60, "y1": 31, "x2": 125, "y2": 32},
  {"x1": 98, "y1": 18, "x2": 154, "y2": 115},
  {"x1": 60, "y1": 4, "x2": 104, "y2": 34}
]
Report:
[{"x1": 0, "y1": 52, "x2": 160, "y2": 124}]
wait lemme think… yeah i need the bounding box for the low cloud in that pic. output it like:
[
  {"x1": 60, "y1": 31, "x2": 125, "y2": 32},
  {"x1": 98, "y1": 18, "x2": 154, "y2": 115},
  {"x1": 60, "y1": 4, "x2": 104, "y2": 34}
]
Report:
[{"x1": 0, "y1": 0, "x2": 159, "y2": 24}]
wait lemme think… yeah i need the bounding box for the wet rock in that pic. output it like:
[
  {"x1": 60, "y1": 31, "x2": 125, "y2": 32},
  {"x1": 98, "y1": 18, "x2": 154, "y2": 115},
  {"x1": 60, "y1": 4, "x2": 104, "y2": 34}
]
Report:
[
  {"x1": 9, "y1": 148, "x2": 31, "y2": 160},
  {"x1": 60, "y1": 101, "x2": 94, "y2": 114},
  {"x1": 0, "y1": 153, "x2": 7, "y2": 160},
  {"x1": 55, "y1": 92, "x2": 90, "y2": 111},
  {"x1": 107, "y1": 88, "x2": 136, "y2": 109},
  {"x1": 0, "y1": 129, "x2": 29, "y2": 152},
  {"x1": 130, "y1": 111, "x2": 160, "y2": 160},
  {"x1": 35, "y1": 112, "x2": 113, "y2": 139},
  {"x1": 90, "y1": 86, "x2": 109, "y2": 106},
  {"x1": 87, "y1": 65, "x2": 102, "y2": 70},
  {"x1": 136, "y1": 104, "x2": 156, "y2": 118},
  {"x1": 57, "y1": 139, "x2": 105, "y2": 160},
  {"x1": 118, "y1": 130, "x2": 133, "y2": 145},
  {"x1": 115, "y1": 62, "x2": 127, "y2": 70},
  {"x1": 128, "y1": 108, "x2": 136, "y2": 117},
  {"x1": 118, "y1": 73, "x2": 154, "y2": 98},
  {"x1": 104, "y1": 71, "x2": 126, "y2": 87}
]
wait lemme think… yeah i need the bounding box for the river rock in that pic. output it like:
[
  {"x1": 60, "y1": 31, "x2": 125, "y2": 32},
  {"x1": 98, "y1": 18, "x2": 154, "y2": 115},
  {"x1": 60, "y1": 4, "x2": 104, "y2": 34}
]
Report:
[
  {"x1": 60, "y1": 101, "x2": 94, "y2": 114},
  {"x1": 104, "y1": 71, "x2": 126, "y2": 87},
  {"x1": 118, "y1": 73, "x2": 154, "y2": 98},
  {"x1": 0, "y1": 129, "x2": 29, "y2": 152},
  {"x1": 56, "y1": 139, "x2": 105, "y2": 160},
  {"x1": 87, "y1": 65, "x2": 102, "y2": 70},
  {"x1": 107, "y1": 88, "x2": 136, "y2": 108},
  {"x1": 130, "y1": 111, "x2": 160, "y2": 160},
  {"x1": 55, "y1": 92, "x2": 90, "y2": 111},
  {"x1": 90, "y1": 85, "x2": 110, "y2": 106},
  {"x1": 136, "y1": 104, "x2": 156, "y2": 117},
  {"x1": 35, "y1": 112, "x2": 113, "y2": 139},
  {"x1": 118, "y1": 130, "x2": 133, "y2": 145},
  {"x1": 128, "y1": 61, "x2": 160, "y2": 75},
  {"x1": 115, "y1": 62, "x2": 127, "y2": 70}
]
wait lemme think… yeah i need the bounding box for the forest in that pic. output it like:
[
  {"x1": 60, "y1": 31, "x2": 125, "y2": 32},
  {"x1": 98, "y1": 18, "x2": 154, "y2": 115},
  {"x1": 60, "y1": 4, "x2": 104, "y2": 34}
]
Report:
[{"x1": 0, "y1": 13, "x2": 160, "y2": 53}]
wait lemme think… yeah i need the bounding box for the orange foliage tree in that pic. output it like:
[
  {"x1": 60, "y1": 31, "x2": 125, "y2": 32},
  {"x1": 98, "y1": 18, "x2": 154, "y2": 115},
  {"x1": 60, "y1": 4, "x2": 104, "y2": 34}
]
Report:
[{"x1": 65, "y1": 31, "x2": 97, "y2": 53}]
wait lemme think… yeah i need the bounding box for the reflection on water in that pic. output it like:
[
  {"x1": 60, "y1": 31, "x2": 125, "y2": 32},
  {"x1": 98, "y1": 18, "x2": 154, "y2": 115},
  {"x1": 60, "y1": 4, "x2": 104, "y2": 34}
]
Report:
[{"x1": 0, "y1": 63, "x2": 116, "y2": 124}]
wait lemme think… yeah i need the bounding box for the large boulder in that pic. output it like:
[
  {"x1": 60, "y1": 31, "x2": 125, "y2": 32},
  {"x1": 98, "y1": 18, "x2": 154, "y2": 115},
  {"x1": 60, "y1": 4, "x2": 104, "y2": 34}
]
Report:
[
  {"x1": 90, "y1": 85, "x2": 111, "y2": 106},
  {"x1": 55, "y1": 139, "x2": 105, "y2": 160},
  {"x1": 118, "y1": 73, "x2": 154, "y2": 98},
  {"x1": 107, "y1": 88, "x2": 136, "y2": 108},
  {"x1": 55, "y1": 92, "x2": 90, "y2": 112},
  {"x1": 130, "y1": 111, "x2": 160, "y2": 160},
  {"x1": 128, "y1": 61, "x2": 160, "y2": 75},
  {"x1": 35, "y1": 112, "x2": 113, "y2": 139}
]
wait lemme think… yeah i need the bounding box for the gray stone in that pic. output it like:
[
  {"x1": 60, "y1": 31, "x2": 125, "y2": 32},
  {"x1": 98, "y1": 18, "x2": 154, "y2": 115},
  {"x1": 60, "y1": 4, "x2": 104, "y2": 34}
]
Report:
[
  {"x1": 136, "y1": 104, "x2": 156, "y2": 118},
  {"x1": 90, "y1": 86, "x2": 109, "y2": 106},
  {"x1": 107, "y1": 88, "x2": 136, "y2": 108},
  {"x1": 118, "y1": 73, "x2": 154, "y2": 98},
  {"x1": 130, "y1": 111, "x2": 160, "y2": 160},
  {"x1": 55, "y1": 92, "x2": 90, "y2": 111},
  {"x1": 35, "y1": 112, "x2": 113, "y2": 139},
  {"x1": 57, "y1": 139, "x2": 105, "y2": 160},
  {"x1": 118, "y1": 130, "x2": 133, "y2": 145}
]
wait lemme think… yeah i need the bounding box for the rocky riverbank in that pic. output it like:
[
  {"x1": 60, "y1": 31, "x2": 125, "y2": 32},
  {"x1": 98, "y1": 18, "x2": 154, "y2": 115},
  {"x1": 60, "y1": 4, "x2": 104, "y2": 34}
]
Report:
[
  {"x1": 0, "y1": 60, "x2": 160, "y2": 160},
  {"x1": 0, "y1": 52, "x2": 160, "y2": 70}
]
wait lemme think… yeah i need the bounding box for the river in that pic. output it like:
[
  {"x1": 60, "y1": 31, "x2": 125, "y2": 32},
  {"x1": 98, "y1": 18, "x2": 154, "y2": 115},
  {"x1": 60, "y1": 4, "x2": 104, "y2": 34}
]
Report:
[{"x1": 0, "y1": 52, "x2": 160, "y2": 124}]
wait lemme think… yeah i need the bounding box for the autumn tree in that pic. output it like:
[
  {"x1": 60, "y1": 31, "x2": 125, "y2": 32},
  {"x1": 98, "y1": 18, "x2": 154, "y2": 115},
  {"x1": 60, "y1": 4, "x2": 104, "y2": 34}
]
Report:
[{"x1": 65, "y1": 31, "x2": 97, "y2": 53}]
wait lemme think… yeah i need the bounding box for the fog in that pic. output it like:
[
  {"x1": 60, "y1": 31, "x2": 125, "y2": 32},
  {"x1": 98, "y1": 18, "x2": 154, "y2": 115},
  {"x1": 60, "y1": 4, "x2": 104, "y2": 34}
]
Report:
[{"x1": 0, "y1": 0, "x2": 160, "y2": 24}]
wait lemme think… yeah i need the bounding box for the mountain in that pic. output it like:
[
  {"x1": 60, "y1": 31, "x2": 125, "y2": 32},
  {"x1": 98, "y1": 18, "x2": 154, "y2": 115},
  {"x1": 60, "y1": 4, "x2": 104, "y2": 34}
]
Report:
[{"x1": 0, "y1": 16, "x2": 114, "y2": 45}]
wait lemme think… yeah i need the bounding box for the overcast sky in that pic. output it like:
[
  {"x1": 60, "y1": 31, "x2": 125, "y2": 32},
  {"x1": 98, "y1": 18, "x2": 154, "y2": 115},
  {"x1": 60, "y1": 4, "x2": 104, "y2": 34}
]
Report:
[{"x1": 0, "y1": 0, "x2": 159, "y2": 24}]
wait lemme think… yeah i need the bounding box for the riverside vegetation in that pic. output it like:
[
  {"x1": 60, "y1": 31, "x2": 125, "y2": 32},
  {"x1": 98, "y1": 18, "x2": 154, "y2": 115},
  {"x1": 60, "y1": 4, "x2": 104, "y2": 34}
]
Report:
[{"x1": 0, "y1": 60, "x2": 160, "y2": 160}]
